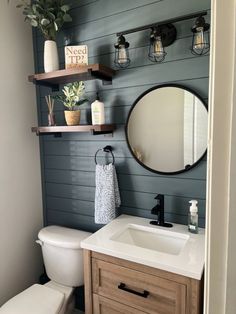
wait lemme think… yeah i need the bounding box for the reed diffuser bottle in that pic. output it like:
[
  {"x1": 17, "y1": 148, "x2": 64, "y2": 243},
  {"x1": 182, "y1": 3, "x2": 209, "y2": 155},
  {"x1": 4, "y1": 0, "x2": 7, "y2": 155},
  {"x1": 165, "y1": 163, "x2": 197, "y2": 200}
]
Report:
[{"x1": 45, "y1": 95, "x2": 56, "y2": 126}]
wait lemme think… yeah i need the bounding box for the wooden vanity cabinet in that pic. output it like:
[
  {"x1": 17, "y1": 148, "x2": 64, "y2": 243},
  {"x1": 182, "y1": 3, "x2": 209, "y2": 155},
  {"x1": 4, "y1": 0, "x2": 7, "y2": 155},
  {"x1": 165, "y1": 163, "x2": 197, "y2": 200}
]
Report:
[{"x1": 84, "y1": 250, "x2": 203, "y2": 314}]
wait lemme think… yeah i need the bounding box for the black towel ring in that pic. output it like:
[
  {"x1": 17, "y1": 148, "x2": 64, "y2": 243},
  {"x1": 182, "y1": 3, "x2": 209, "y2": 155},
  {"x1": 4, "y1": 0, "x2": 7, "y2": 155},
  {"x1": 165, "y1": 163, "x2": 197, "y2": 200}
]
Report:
[{"x1": 95, "y1": 145, "x2": 115, "y2": 165}]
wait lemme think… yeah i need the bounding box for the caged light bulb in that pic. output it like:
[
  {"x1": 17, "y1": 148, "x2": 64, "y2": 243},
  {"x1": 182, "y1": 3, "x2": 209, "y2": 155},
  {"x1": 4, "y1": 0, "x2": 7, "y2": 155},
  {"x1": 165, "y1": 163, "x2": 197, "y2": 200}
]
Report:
[
  {"x1": 118, "y1": 46, "x2": 128, "y2": 64},
  {"x1": 193, "y1": 27, "x2": 206, "y2": 51},
  {"x1": 153, "y1": 36, "x2": 165, "y2": 57}
]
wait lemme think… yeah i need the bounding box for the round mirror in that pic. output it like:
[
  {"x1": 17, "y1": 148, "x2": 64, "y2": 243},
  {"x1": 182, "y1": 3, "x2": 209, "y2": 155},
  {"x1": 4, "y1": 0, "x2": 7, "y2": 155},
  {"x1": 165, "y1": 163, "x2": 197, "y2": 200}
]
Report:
[{"x1": 125, "y1": 84, "x2": 208, "y2": 175}]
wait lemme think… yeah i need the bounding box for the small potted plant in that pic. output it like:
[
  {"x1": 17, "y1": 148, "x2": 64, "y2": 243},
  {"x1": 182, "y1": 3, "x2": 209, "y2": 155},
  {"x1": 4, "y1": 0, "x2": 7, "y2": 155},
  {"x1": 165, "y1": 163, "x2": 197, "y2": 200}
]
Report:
[
  {"x1": 16, "y1": 0, "x2": 72, "y2": 72},
  {"x1": 56, "y1": 81, "x2": 87, "y2": 126}
]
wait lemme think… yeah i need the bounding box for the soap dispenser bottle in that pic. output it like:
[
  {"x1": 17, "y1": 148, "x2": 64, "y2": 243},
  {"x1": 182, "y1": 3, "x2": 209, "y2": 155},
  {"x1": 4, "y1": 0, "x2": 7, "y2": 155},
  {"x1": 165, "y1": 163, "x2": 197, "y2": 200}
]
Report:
[
  {"x1": 188, "y1": 200, "x2": 198, "y2": 234},
  {"x1": 91, "y1": 93, "x2": 105, "y2": 125}
]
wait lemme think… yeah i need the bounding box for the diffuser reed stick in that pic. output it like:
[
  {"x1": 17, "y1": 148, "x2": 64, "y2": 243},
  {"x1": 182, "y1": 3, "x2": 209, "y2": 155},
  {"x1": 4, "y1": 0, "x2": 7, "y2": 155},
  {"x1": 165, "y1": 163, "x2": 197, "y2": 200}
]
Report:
[{"x1": 45, "y1": 95, "x2": 55, "y2": 114}]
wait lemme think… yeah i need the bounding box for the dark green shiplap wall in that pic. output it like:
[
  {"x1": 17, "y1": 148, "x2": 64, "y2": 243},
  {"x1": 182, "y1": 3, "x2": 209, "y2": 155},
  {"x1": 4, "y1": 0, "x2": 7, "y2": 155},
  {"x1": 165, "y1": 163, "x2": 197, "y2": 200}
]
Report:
[{"x1": 33, "y1": 0, "x2": 210, "y2": 232}]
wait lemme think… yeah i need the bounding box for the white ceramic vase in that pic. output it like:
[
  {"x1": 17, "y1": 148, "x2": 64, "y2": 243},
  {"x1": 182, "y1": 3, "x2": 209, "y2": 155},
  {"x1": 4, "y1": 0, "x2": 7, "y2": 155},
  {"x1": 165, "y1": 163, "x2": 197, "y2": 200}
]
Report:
[{"x1": 44, "y1": 40, "x2": 59, "y2": 73}]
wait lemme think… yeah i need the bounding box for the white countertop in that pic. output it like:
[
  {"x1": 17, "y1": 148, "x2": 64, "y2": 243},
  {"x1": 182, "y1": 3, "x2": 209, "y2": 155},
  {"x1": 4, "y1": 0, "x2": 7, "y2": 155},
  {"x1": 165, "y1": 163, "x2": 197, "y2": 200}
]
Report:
[{"x1": 81, "y1": 215, "x2": 205, "y2": 280}]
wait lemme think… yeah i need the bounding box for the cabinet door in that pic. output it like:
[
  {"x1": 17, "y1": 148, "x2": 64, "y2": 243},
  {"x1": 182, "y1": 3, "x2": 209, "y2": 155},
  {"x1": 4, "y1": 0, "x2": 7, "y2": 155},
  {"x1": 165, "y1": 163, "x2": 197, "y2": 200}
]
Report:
[
  {"x1": 92, "y1": 258, "x2": 186, "y2": 314},
  {"x1": 93, "y1": 294, "x2": 147, "y2": 314}
]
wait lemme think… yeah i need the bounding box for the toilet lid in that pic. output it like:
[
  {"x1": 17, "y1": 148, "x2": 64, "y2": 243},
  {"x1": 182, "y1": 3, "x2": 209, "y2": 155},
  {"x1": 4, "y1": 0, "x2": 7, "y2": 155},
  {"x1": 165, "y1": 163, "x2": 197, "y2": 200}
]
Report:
[
  {"x1": 0, "y1": 284, "x2": 64, "y2": 314},
  {"x1": 38, "y1": 225, "x2": 92, "y2": 249}
]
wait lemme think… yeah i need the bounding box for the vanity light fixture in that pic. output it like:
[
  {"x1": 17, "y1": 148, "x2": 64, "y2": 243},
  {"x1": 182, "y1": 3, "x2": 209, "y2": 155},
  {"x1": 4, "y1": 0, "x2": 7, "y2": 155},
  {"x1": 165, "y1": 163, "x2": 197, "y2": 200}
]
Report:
[
  {"x1": 148, "y1": 24, "x2": 177, "y2": 63},
  {"x1": 114, "y1": 35, "x2": 130, "y2": 68},
  {"x1": 191, "y1": 16, "x2": 210, "y2": 55},
  {"x1": 114, "y1": 11, "x2": 210, "y2": 68}
]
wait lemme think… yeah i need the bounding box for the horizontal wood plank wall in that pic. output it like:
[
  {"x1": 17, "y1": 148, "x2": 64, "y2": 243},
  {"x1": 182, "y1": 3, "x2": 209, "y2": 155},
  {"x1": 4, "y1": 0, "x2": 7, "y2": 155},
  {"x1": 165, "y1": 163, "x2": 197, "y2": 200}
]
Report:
[{"x1": 33, "y1": 0, "x2": 210, "y2": 232}]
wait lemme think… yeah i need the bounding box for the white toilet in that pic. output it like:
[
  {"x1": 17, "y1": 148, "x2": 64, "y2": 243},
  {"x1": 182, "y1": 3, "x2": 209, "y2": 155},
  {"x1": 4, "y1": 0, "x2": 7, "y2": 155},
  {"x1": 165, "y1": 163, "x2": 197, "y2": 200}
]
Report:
[{"x1": 0, "y1": 225, "x2": 91, "y2": 314}]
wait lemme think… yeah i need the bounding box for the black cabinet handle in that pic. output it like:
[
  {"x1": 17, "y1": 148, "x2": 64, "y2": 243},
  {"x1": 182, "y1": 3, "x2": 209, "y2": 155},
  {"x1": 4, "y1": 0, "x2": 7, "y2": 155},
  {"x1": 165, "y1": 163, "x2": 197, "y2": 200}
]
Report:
[{"x1": 118, "y1": 282, "x2": 149, "y2": 298}]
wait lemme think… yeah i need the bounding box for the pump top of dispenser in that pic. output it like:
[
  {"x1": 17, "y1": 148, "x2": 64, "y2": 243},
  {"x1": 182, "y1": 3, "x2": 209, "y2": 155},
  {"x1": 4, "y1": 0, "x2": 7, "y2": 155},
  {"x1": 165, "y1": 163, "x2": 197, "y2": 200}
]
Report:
[
  {"x1": 189, "y1": 200, "x2": 198, "y2": 214},
  {"x1": 92, "y1": 93, "x2": 103, "y2": 105}
]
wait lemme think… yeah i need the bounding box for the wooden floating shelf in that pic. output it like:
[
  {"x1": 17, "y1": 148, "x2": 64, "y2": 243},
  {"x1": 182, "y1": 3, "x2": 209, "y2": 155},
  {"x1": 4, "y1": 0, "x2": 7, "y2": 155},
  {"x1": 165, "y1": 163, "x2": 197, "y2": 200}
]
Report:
[
  {"x1": 31, "y1": 124, "x2": 116, "y2": 136},
  {"x1": 28, "y1": 64, "x2": 116, "y2": 90}
]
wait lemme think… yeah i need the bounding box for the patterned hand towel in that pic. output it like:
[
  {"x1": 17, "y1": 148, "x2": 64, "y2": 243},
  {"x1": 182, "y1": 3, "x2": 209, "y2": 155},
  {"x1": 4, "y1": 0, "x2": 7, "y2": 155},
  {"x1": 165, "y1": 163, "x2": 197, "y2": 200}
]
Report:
[{"x1": 95, "y1": 163, "x2": 121, "y2": 224}]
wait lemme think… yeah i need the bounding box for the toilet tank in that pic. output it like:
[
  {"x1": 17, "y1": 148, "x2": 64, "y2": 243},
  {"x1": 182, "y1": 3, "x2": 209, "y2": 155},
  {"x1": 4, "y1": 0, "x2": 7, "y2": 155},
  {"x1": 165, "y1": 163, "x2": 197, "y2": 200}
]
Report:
[{"x1": 38, "y1": 226, "x2": 91, "y2": 287}]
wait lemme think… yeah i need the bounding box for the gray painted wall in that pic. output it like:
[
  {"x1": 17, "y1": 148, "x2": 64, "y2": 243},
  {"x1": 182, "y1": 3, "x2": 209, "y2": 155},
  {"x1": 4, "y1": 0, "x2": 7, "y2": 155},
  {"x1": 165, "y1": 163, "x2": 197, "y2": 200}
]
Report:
[{"x1": 33, "y1": 0, "x2": 210, "y2": 232}]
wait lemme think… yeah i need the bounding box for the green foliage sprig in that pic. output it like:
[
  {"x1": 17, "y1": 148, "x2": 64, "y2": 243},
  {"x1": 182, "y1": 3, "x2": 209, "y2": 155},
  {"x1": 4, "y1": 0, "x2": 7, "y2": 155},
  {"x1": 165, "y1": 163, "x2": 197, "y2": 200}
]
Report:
[
  {"x1": 16, "y1": 0, "x2": 72, "y2": 41},
  {"x1": 55, "y1": 81, "x2": 87, "y2": 111}
]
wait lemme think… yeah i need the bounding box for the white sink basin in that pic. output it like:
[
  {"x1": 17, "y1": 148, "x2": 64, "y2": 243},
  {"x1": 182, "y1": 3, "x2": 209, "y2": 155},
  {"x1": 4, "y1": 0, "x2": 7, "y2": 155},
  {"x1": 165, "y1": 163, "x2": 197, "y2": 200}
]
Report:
[
  {"x1": 110, "y1": 224, "x2": 189, "y2": 255},
  {"x1": 81, "y1": 215, "x2": 205, "y2": 279}
]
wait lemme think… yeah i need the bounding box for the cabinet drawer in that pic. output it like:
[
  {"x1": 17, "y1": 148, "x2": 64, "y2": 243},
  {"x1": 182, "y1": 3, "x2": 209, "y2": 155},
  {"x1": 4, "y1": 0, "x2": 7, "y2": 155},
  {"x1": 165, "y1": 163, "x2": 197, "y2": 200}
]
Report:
[
  {"x1": 92, "y1": 258, "x2": 186, "y2": 314},
  {"x1": 93, "y1": 294, "x2": 147, "y2": 314}
]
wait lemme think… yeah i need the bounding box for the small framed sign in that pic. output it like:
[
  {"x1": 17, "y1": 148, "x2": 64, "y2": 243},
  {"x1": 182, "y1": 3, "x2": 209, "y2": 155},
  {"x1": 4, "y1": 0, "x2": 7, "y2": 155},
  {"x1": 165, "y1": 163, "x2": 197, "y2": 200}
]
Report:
[{"x1": 65, "y1": 45, "x2": 88, "y2": 69}]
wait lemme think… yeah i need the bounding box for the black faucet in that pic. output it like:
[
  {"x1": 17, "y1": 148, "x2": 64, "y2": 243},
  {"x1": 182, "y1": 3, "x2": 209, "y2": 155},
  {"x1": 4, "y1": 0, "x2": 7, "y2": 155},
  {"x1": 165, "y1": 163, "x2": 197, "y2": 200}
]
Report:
[{"x1": 150, "y1": 194, "x2": 173, "y2": 228}]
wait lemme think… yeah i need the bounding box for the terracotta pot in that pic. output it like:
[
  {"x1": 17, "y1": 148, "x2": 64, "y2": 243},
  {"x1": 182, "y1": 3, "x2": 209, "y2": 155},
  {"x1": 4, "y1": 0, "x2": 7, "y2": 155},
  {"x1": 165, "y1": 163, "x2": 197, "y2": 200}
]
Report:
[
  {"x1": 64, "y1": 110, "x2": 81, "y2": 126},
  {"x1": 44, "y1": 40, "x2": 59, "y2": 73}
]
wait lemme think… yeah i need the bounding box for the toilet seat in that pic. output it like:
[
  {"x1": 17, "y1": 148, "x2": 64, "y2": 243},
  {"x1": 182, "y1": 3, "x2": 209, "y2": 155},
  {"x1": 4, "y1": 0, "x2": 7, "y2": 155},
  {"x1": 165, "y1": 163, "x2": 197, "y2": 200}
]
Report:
[{"x1": 0, "y1": 284, "x2": 64, "y2": 314}]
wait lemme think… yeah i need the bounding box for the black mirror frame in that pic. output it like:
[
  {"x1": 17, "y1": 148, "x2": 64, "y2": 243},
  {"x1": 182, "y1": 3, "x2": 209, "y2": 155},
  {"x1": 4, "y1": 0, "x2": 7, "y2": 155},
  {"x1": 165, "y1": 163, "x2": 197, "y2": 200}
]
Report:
[{"x1": 125, "y1": 83, "x2": 208, "y2": 175}]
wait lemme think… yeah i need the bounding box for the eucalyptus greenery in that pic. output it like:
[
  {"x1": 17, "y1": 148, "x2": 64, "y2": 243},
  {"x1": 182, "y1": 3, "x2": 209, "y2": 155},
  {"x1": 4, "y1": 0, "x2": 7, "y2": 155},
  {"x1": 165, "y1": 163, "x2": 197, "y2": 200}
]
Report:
[
  {"x1": 55, "y1": 81, "x2": 87, "y2": 111},
  {"x1": 16, "y1": 0, "x2": 72, "y2": 41}
]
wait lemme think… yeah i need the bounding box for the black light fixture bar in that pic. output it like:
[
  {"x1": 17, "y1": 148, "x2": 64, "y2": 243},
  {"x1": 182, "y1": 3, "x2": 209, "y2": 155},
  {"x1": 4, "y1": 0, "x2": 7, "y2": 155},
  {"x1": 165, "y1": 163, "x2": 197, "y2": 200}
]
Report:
[{"x1": 116, "y1": 11, "x2": 208, "y2": 36}]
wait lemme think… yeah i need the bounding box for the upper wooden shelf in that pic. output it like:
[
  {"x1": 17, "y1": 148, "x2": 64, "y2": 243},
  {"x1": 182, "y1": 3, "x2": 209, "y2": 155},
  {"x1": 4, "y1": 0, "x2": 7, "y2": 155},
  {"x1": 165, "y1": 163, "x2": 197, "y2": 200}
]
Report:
[
  {"x1": 31, "y1": 124, "x2": 116, "y2": 136},
  {"x1": 28, "y1": 64, "x2": 115, "y2": 90}
]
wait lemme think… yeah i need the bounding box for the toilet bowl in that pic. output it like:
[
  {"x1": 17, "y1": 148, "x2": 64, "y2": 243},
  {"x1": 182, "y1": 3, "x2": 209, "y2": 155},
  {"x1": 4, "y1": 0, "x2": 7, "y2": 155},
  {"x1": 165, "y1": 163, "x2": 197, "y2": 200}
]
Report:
[{"x1": 0, "y1": 226, "x2": 91, "y2": 314}]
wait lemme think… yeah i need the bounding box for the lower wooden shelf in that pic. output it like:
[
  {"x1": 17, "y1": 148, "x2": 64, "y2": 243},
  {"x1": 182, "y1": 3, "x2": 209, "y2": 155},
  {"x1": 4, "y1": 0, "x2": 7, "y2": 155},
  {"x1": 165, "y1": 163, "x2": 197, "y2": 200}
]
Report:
[{"x1": 31, "y1": 124, "x2": 115, "y2": 136}]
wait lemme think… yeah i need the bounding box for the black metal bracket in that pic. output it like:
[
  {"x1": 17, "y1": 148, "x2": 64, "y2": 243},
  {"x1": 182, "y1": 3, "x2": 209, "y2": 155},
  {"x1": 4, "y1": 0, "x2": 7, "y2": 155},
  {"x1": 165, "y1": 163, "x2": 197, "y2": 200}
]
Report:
[
  {"x1": 103, "y1": 145, "x2": 113, "y2": 152},
  {"x1": 33, "y1": 79, "x2": 59, "y2": 92},
  {"x1": 116, "y1": 11, "x2": 208, "y2": 36},
  {"x1": 36, "y1": 132, "x2": 62, "y2": 137},
  {"x1": 87, "y1": 69, "x2": 113, "y2": 85},
  {"x1": 102, "y1": 79, "x2": 112, "y2": 86},
  {"x1": 54, "y1": 133, "x2": 62, "y2": 138},
  {"x1": 91, "y1": 129, "x2": 114, "y2": 135}
]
